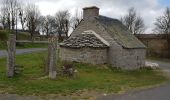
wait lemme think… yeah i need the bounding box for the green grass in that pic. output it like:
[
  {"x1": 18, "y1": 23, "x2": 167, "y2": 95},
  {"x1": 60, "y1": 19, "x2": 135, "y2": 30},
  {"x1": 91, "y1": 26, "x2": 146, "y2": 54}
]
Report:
[
  {"x1": 0, "y1": 43, "x2": 47, "y2": 50},
  {"x1": 147, "y1": 56, "x2": 170, "y2": 63},
  {"x1": 0, "y1": 51, "x2": 168, "y2": 95},
  {"x1": 0, "y1": 42, "x2": 7, "y2": 50}
]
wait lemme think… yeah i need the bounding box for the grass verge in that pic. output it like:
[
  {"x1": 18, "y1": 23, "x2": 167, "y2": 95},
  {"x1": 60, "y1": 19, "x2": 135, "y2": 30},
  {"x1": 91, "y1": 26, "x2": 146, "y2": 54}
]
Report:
[
  {"x1": 147, "y1": 56, "x2": 170, "y2": 63},
  {"x1": 0, "y1": 51, "x2": 168, "y2": 95}
]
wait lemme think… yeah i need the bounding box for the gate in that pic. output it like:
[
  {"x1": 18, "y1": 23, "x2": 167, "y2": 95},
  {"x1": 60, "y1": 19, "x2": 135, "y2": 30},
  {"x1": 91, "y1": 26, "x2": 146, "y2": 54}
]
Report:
[{"x1": 6, "y1": 34, "x2": 58, "y2": 79}]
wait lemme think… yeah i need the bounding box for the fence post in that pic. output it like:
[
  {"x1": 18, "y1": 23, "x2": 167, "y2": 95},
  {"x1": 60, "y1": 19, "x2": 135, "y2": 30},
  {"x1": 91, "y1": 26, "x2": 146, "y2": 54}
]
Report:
[
  {"x1": 7, "y1": 34, "x2": 16, "y2": 77},
  {"x1": 48, "y1": 37, "x2": 57, "y2": 79}
]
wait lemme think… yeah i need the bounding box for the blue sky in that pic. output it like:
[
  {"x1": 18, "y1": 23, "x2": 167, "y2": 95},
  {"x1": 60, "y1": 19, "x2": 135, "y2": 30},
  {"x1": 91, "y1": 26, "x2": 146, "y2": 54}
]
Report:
[{"x1": 159, "y1": 0, "x2": 170, "y2": 6}]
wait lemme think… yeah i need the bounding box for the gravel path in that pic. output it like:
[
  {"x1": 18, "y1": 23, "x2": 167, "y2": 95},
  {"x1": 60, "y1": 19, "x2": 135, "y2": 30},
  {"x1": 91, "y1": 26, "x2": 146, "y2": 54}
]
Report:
[{"x1": 0, "y1": 48, "x2": 47, "y2": 58}]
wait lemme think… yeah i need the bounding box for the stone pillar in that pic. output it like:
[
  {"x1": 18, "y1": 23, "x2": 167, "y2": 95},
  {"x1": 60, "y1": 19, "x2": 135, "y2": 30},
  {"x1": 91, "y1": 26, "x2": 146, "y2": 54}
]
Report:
[
  {"x1": 48, "y1": 37, "x2": 57, "y2": 79},
  {"x1": 7, "y1": 34, "x2": 16, "y2": 77}
]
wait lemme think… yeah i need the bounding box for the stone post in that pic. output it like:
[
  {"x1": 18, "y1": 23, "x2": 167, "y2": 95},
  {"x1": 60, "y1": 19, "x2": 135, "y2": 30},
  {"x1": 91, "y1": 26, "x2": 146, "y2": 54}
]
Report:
[
  {"x1": 48, "y1": 37, "x2": 57, "y2": 79},
  {"x1": 7, "y1": 34, "x2": 16, "y2": 77}
]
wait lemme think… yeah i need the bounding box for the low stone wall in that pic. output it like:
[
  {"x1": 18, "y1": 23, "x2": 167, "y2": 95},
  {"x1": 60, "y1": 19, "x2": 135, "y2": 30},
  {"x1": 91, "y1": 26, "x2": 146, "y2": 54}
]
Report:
[
  {"x1": 59, "y1": 47, "x2": 108, "y2": 64},
  {"x1": 136, "y1": 34, "x2": 168, "y2": 57},
  {"x1": 139, "y1": 38, "x2": 167, "y2": 57}
]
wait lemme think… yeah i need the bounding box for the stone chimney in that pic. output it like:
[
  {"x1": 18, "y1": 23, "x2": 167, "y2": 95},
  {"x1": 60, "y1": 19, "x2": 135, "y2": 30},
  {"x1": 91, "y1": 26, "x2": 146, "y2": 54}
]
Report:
[{"x1": 83, "y1": 6, "x2": 99, "y2": 19}]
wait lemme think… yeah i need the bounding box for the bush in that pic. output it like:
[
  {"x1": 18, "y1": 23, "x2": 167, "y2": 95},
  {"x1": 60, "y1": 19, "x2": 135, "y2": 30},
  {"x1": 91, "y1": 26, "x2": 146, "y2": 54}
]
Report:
[
  {"x1": 0, "y1": 30, "x2": 10, "y2": 41},
  {"x1": 0, "y1": 30, "x2": 10, "y2": 49},
  {"x1": 17, "y1": 32, "x2": 30, "y2": 40}
]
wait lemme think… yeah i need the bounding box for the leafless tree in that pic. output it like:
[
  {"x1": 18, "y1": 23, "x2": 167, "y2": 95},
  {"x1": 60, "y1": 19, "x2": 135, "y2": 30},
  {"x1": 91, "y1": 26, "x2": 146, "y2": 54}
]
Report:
[
  {"x1": 71, "y1": 9, "x2": 82, "y2": 30},
  {"x1": 38, "y1": 16, "x2": 46, "y2": 35},
  {"x1": 0, "y1": 7, "x2": 11, "y2": 31},
  {"x1": 18, "y1": 7, "x2": 26, "y2": 31},
  {"x1": 0, "y1": 7, "x2": 8, "y2": 29},
  {"x1": 154, "y1": 7, "x2": 170, "y2": 34},
  {"x1": 1, "y1": 0, "x2": 20, "y2": 33},
  {"x1": 121, "y1": 7, "x2": 145, "y2": 34},
  {"x1": 54, "y1": 10, "x2": 70, "y2": 40},
  {"x1": 154, "y1": 7, "x2": 170, "y2": 57},
  {"x1": 40, "y1": 15, "x2": 56, "y2": 36},
  {"x1": 25, "y1": 4, "x2": 41, "y2": 39}
]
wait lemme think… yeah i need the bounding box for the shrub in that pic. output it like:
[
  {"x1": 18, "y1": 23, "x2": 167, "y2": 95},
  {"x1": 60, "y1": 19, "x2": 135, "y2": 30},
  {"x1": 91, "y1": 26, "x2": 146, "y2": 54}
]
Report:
[{"x1": 0, "y1": 30, "x2": 10, "y2": 41}]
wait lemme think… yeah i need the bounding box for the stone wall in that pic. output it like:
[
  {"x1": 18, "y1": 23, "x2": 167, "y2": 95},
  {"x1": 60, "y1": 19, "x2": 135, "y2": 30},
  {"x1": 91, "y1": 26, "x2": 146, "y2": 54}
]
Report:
[
  {"x1": 59, "y1": 47, "x2": 108, "y2": 64},
  {"x1": 113, "y1": 48, "x2": 146, "y2": 69},
  {"x1": 136, "y1": 35, "x2": 168, "y2": 57}
]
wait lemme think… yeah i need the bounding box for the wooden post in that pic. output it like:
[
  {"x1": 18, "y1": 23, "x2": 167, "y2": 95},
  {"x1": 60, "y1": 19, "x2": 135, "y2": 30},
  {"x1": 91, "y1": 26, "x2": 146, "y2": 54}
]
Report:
[
  {"x1": 7, "y1": 34, "x2": 16, "y2": 77},
  {"x1": 48, "y1": 37, "x2": 57, "y2": 79}
]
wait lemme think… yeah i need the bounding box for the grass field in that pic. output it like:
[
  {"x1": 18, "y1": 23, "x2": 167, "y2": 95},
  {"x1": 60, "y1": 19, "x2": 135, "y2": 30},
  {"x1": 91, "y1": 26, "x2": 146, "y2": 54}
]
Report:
[
  {"x1": 0, "y1": 30, "x2": 47, "y2": 50},
  {"x1": 0, "y1": 51, "x2": 168, "y2": 96}
]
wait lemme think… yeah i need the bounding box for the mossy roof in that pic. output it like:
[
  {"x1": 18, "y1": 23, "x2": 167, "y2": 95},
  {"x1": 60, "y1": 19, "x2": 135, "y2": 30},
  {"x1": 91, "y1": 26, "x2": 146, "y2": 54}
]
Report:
[{"x1": 95, "y1": 16, "x2": 146, "y2": 49}]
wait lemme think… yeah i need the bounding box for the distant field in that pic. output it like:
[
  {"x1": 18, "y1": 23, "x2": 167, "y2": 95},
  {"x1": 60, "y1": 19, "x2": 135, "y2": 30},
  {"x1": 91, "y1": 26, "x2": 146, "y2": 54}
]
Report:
[
  {"x1": 0, "y1": 51, "x2": 168, "y2": 96},
  {"x1": 0, "y1": 30, "x2": 48, "y2": 49},
  {"x1": 0, "y1": 42, "x2": 47, "y2": 50}
]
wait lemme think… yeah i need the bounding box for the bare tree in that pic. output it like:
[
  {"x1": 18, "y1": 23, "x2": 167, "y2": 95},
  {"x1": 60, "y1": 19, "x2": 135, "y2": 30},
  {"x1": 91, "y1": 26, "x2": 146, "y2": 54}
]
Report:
[
  {"x1": 1, "y1": 0, "x2": 20, "y2": 33},
  {"x1": 154, "y1": 7, "x2": 170, "y2": 57},
  {"x1": 18, "y1": 7, "x2": 26, "y2": 31},
  {"x1": 0, "y1": 7, "x2": 8, "y2": 29},
  {"x1": 154, "y1": 7, "x2": 170, "y2": 34},
  {"x1": 39, "y1": 15, "x2": 56, "y2": 36},
  {"x1": 71, "y1": 9, "x2": 82, "y2": 30},
  {"x1": 25, "y1": 4, "x2": 41, "y2": 39},
  {"x1": 39, "y1": 16, "x2": 46, "y2": 35},
  {"x1": 54, "y1": 10, "x2": 70, "y2": 40},
  {"x1": 121, "y1": 7, "x2": 145, "y2": 34}
]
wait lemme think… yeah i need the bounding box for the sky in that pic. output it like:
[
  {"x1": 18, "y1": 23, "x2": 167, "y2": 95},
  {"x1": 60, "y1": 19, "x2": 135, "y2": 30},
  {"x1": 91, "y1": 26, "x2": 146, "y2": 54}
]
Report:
[{"x1": 1, "y1": 0, "x2": 170, "y2": 33}]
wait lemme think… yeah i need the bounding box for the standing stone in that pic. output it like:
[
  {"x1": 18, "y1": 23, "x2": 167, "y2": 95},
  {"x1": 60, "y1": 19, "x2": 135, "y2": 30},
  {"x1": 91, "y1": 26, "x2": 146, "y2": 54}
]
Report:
[
  {"x1": 48, "y1": 37, "x2": 57, "y2": 79},
  {"x1": 7, "y1": 34, "x2": 16, "y2": 77},
  {"x1": 45, "y1": 45, "x2": 51, "y2": 74}
]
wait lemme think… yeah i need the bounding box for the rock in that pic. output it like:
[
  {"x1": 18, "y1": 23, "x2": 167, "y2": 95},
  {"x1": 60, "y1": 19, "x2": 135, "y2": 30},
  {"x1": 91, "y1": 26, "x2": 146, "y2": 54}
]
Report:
[{"x1": 145, "y1": 61, "x2": 159, "y2": 69}]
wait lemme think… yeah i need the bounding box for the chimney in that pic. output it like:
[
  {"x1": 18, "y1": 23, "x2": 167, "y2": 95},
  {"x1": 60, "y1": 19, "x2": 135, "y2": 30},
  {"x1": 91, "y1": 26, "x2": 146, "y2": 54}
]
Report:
[{"x1": 83, "y1": 6, "x2": 99, "y2": 19}]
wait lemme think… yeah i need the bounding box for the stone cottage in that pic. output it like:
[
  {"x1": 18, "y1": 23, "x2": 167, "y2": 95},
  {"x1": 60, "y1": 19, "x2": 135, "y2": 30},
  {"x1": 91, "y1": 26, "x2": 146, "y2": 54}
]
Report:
[{"x1": 59, "y1": 6, "x2": 146, "y2": 69}]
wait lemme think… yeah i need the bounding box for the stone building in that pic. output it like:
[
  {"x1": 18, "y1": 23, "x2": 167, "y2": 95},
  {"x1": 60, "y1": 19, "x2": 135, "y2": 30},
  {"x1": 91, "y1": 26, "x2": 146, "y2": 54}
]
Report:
[{"x1": 60, "y1": 6, "x2": 146, "y2": 69}]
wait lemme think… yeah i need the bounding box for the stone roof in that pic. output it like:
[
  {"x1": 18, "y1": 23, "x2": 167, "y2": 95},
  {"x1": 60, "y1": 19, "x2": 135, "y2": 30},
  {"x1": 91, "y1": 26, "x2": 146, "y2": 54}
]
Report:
[
  {"x1": 60, "y1": 31, "x2": 109, "y2": 48},
  {"x1": 95, "y1": 16, "x2": 146, "y2": 49}
]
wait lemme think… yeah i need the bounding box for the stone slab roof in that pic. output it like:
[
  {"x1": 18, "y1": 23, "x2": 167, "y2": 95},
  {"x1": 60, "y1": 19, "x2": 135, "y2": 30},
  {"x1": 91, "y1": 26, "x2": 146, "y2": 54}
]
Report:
[
  {"x1": 60, "y1": 31, "x2": 109, "y2": 48},
  {"x1": 95, "y1": 16, "x2": 146, "y2": 49}
]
